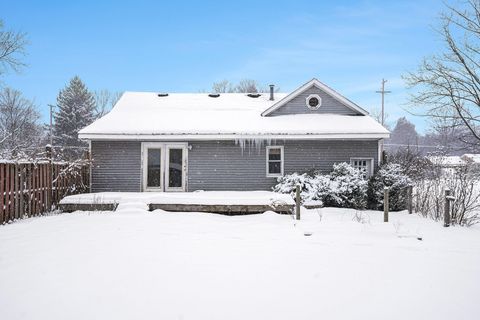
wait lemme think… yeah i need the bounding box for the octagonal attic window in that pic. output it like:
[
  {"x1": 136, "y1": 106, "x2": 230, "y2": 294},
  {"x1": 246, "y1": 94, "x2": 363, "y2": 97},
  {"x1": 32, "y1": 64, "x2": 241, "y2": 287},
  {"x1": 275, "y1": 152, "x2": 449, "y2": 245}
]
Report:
[{"x1": 306, "y1": 94, "x2": 321, "y2": 110}]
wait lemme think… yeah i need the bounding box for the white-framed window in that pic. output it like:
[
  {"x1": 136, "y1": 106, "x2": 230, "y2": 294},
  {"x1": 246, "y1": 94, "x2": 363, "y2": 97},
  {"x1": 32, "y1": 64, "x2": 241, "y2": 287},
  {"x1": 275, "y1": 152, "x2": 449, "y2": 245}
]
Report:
[
  {"x1": 266, "y1": 146, "x2": 284, "y2": 177},
  {"x1": 305, "y1": 94, "x2": 322, "y2": 110},
  {"x1": 350, "y1": 158, "x2": 374, "y2": 178}
]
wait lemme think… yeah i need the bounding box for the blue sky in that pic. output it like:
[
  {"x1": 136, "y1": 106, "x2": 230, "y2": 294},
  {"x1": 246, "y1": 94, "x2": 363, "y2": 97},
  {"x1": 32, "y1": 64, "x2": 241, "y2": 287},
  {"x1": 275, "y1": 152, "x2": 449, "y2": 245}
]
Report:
[{"x1": 2, "y1": 0, "x2": 446, "y2": 132}]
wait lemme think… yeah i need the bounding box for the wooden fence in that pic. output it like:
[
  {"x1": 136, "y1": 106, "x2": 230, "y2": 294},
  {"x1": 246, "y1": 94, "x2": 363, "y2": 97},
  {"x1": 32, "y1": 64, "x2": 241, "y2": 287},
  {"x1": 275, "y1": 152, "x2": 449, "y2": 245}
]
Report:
[{"x1": 0, "y1": 161, "x2": 90, "y2": 224}]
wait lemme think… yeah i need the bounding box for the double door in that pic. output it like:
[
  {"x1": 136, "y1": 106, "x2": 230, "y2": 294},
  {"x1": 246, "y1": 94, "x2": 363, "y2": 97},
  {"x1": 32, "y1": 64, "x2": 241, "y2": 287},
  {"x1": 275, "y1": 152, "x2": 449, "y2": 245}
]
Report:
[{"x1": 142, "y1": 143, "x2": 187, "y2": 191}]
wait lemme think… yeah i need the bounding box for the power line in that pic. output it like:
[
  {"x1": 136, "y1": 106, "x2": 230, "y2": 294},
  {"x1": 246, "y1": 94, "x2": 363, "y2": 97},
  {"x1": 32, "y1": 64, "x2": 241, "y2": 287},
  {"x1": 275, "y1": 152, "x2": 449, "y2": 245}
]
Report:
[{"x1": 384, "y1": 143, "x2": 440, "y2": 148}]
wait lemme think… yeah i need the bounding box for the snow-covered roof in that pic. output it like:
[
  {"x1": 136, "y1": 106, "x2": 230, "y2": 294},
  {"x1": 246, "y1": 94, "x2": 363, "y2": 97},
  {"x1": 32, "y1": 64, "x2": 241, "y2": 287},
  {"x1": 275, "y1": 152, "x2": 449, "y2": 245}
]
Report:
[
  {"x1": 428, "y1": 154, "x2": 480, "y2": 167},
  {"x1": 462, "y1": 154, "x2": 480, "y2": 164},
  {"x1": 79, "y1": 88, "x2": 389, "y2": 141},
  {"x1": 428, "y1": 156, "x2": 466, "y2": 167}
]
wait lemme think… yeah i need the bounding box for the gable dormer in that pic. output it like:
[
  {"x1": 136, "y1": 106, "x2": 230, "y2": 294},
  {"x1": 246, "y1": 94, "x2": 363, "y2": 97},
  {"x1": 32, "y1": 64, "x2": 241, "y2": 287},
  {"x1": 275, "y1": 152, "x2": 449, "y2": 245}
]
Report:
[{"x1": 261, "y1": 78, "x2": 368, "y2": 117}]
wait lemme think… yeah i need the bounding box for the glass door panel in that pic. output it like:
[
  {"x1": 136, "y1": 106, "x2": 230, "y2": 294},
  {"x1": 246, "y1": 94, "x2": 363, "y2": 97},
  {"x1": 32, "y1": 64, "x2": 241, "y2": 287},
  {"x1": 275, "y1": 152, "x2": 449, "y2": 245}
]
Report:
[
  {"x1": 165, "y1": 146, "x2": 186, "y2": 191},
  {"x1": 147, "y1": 148, "x2": 162, "y2": 188},
  {"x1": 168, "y1": 148, "x2": 183, "y2": 188}
]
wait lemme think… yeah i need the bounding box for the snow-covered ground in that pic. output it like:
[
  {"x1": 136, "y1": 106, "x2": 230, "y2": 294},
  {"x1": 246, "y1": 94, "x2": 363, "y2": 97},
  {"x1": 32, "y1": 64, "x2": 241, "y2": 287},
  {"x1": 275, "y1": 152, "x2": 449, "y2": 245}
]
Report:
[{"x1": 1, "y1": 208, "x2": 479, "y2": 320}]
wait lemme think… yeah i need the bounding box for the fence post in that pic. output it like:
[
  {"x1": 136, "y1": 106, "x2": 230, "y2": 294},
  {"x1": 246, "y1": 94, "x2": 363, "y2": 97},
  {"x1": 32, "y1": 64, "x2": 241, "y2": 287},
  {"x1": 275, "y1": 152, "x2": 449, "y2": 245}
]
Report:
[
  {"x1": 19, "y1": 164, "x2": 25, "y2": 219},
  {"x1": 295, "y1": 184, "x2": 301, "y2": 220},
  {"x1": 46, "y1": 145, "x2": 53, "y2": 211},
  {"x1": 0, "y1": 163, "x2": 4, "y2": 224},
  {"x1": 444, "y1": 188, "x2": 451, "y2": 227},
  {"x1": 14, "y1": 163, "x2": 19, "y2": 220},
  {"x1": 384, "y1": 187, "x2": 389, "y2": 222},
  {"x1": 407, "y1": 185, "x2": 413, "y2": 214}
]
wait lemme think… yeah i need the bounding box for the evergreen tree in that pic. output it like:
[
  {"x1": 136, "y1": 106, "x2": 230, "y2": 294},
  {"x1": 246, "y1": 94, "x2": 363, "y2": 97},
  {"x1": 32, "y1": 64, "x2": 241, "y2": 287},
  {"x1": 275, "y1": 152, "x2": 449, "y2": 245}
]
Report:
[
  {"x1": 389, "y1": 117, "x2": 419, "y2": 148},
  {"x1": 53, "y1": 76, "x2": 95, "y2": 157}
]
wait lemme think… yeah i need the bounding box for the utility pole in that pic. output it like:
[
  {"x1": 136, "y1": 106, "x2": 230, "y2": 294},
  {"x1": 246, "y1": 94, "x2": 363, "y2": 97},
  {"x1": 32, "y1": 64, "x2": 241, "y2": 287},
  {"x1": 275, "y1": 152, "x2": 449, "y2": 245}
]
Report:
[
  {"x1": 49, "y1": 104, "x2": 54, "y2": 146},
  {"x1": 375, "y1": 79, "x2": 391, "y2": 126}
]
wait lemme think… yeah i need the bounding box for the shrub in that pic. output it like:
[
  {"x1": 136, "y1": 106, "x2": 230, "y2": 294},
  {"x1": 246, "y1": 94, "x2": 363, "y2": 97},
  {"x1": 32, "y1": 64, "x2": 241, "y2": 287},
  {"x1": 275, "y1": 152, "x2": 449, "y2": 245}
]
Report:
[
  {"x1": 273, "y1": 163, "x2": 368, "y2": 209},
  {"x1": 367, "y1": 163, "x2": 412, "y2": 211},
  {"x1": 272, "y1": 172, "x2": 314, "y2": 202},
  {"x1": 320, "y1": 163, "x2": 368, "y2": 209}
]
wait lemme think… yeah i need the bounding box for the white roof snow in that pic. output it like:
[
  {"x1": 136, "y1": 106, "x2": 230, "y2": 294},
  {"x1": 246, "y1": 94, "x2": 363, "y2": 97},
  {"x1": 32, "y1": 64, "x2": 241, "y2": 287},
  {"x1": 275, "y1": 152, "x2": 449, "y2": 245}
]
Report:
[
  {"x1": 428, "y1": 156, "x2": 466, "y2": 166},
  {"x1": 462, "y1": 154, "x2": 480, "y2": 164},
  {"x1": 79, "y1": 90, "x2": 389, "y2": 141}
]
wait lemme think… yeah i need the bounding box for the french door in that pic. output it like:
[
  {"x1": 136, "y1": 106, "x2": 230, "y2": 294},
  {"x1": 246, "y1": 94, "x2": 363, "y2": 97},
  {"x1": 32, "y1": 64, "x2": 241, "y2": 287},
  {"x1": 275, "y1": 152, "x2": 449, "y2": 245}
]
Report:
[{"x1": 142, "y1": 142, "x2": 187, "y2": 192}]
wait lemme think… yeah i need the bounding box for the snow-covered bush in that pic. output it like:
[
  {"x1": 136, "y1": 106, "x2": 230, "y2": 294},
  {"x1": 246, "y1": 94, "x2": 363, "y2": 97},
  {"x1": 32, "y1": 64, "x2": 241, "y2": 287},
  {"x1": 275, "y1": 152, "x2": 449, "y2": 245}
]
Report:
[
  {"x1": 272, "y1": 172, "x2": 315, "y2": 202},
  {"x1": 319, "y1": 163, "x2": 368, "y2": 209},
  {"x1": 273, "y1": 163, "x2": 368, "y2": 209},
  {"x1": 367, "y1": 163, "x2": 412, "y2": 211}
]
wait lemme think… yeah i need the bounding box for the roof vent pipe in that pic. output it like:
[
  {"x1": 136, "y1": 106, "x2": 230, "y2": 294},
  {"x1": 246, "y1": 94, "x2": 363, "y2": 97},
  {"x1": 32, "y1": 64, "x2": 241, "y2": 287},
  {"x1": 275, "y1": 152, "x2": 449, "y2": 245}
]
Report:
[{"x1": 269, "y1": 84, "x2": 275, "y2": 101}]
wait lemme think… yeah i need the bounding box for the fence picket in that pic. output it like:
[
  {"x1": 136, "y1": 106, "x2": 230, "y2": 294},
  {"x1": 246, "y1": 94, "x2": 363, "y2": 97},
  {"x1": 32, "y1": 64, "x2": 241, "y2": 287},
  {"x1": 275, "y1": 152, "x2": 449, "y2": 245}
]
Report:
[{"x1": 0, "y1": 164, "x2": 4, "y2": 223}]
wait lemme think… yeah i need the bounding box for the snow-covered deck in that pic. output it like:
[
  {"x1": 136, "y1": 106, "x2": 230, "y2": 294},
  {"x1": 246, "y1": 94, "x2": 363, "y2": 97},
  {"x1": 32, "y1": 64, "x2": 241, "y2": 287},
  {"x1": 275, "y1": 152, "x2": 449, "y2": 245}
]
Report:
[{"x1": 59, "y1": 191, "x2": 295, "y2": 214}]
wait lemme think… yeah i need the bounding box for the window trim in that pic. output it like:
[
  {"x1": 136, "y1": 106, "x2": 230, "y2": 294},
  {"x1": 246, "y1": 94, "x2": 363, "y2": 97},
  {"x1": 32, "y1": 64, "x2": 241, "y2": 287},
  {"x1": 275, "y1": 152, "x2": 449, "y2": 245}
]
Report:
[
  {"x1": 266, "y1": 146, "x2": 284, "y2": 178},
  {"x1": 305, "y1": 94, "x2": 322, "y2": 110},
  {"x1": 350, "y1": 157, "x2": 374, "y2": 177}
]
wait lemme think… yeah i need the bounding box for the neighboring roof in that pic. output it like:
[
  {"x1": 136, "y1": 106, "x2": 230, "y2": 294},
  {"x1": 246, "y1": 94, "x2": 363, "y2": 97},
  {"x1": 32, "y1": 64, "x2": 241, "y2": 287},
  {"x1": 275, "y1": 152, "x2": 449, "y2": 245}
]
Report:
[
  {"x1": 260, "y1": 78, "x2": 369, "y2": 117},
  {"x1": 428, "y1": 156, "x2": 466, "y2": 167},
  {"x1": 79, "y1": 87, "x2": 389, "y2": 141},
  {"x1": 428, "y1": 154, "x2": 480, "y2": 167},
  {"x1": 462, "y1": 154, "x2": 480, "y2": 164}
]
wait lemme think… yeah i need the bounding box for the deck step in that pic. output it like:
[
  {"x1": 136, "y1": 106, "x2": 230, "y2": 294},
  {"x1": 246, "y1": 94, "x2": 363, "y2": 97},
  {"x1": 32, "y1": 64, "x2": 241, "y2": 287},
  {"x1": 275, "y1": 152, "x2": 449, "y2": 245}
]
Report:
[{"x1": 115, "y1": 202, "x2": 149, "y2": 214}]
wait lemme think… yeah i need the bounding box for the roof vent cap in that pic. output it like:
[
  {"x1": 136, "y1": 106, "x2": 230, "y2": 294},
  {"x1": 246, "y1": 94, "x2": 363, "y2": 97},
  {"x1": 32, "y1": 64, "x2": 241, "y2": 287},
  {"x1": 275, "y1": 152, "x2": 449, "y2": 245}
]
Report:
[
  {"x1": 247, "y1": 93, "x2": 262, "y2": 98},
  {"x1": 157, "y1": 93, "x2": 169, "y2": 97},
  {"x1": 208, "y1": 93, "x2": 220, "y2": 98}
]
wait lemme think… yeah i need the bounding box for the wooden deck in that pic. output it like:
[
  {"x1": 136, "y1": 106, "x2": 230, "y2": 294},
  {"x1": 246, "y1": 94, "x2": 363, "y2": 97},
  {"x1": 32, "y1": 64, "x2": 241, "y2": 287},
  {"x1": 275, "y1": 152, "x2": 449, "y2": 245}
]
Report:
[
  {"x1": 59, "y1": 203, "x2": 119, "y2": 213},
  {"x1": 58, "y1": 192, "x2": 295, "y2": 215},
  {"x1": 59, "y1": 202, "x2": 293, "y2": 215},
  {"x1": 148, "y1": 203, "x2": 293, "y2": 215}
]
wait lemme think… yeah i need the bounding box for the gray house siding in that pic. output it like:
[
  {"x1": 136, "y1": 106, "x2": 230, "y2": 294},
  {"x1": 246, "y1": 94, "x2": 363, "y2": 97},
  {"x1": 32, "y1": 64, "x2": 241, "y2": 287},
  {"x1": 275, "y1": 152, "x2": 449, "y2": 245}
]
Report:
[
  {"x1": 91, "y1": 139, "x2": 379, "y2": 192},
  {"x1": 269, "y1": 85, "x2": 361, "y2": 116},
  {"x1": 188, "y1": 140, "x2": 378, "y2": 191},
  {"x1": 91, "y1": 141, "x2": 142, "y2": 192}
]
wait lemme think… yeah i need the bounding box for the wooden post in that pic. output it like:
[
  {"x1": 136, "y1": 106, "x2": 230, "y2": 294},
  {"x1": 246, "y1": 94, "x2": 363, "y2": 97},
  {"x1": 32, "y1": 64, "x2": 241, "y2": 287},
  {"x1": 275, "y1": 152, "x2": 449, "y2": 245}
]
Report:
[
  {"x1": 46, "y1": 145, "x2": 53, "y2": 211},
  {"x1": 295, "y1": 184, "x2": 301, "y2": 220},
  {"x1": 10, "y1": 164, "x2": 14, "y2": 221},
  {"x1": 19, "y1": 164, "x2": 24, "y2": 219},
  {"x1": 407, "y1": 185, "x2": 413, "y2": 214},
  {"x1": 444, "y1": 188, "x2": 451, "y2": 227},
  {"x1": 13, "y1": 164, "x2": 18, "y2": 220},
  {"x1": 0, "y1": 163, "x2": 4, "y2": 224},
  {"x1": 384, "y1": 187, "x2": 389, "y2": 222}
]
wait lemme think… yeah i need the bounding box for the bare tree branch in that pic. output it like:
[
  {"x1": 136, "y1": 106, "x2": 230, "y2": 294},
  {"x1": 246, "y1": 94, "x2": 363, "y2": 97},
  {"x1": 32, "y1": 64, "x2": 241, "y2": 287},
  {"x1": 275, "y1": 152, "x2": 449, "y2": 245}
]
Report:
[
  {"x1": 0, "y1": 19, "x2": 28, "y2": 76},
  {"x1": 405, "y1": 0, "x2": 480, "y2": 145}
]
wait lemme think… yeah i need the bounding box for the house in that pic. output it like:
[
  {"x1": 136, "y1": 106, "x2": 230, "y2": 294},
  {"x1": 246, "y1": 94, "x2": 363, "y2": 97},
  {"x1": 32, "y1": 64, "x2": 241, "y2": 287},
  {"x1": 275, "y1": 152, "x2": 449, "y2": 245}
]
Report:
[
  {"x1": 427, "y1": 154, "x2": 480, "y2": 175},
  {"x1": 79, "y1": 78, "x2": 390, "y2": 192}
]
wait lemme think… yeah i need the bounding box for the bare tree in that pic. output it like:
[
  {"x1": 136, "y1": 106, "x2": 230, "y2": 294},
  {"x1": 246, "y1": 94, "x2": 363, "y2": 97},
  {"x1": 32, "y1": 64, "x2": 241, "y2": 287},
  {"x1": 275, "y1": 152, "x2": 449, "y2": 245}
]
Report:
[
  {"x1": 235, "y1": 79, "x2": 259, "y2": 93},
  {"x1": 212, "y1": 80, "x2": 234, "y2": 93},
  {"x1": 211, "y1": 79, "x2": 279, "y2": 94},
  {"x1": 94, "y1": 90, "x2": 123, "y2": 118},
  {"x1": 0, "y1": 87, "x2": 42, "y2": 158},
  {"x1": 0, "y1": 19, "x2": 28, "y2": 77},
  {"x1": 369, "y1": 107, "x2": 391, "y2": 129},
  {"x1": 405, "y1": 0, "x2": 480, "y2": 145}
]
